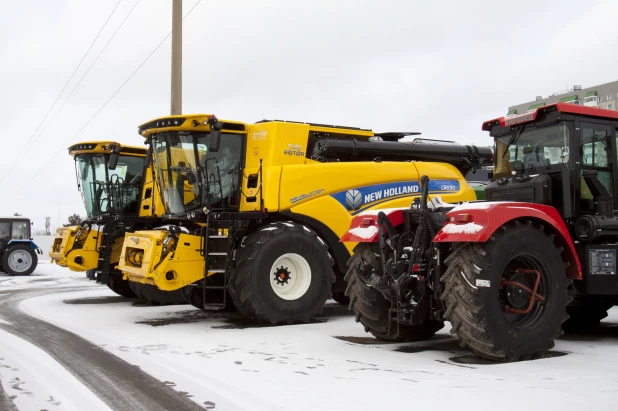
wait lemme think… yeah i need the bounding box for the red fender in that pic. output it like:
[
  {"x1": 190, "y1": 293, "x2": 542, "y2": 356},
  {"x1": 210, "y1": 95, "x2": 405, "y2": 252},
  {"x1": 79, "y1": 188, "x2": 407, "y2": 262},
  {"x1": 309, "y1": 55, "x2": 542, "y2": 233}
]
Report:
[
  {"x1": 434, "y1": 202, "x2": 581, "y2": 279},
  {"x1": 340, "y1": 208, "x2": 406, "y2": 243}
]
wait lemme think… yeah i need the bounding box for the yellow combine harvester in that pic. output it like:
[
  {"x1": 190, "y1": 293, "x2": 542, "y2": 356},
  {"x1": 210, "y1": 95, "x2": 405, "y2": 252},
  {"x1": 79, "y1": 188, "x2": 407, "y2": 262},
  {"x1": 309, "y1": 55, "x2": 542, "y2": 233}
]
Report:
[
  {"x1": 49, "y1": 141, "x2": 185, "y2": 303},
  {"x1": 117, "y1": 114, "x2": 492, "y2": 324}
]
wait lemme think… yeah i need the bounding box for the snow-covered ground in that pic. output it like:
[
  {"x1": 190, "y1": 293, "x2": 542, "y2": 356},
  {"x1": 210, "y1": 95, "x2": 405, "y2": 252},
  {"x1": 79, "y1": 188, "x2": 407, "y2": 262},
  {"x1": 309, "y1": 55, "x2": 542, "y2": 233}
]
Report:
[{"x1": 1, "y1": 264, "x2": 618, "y2": 410}]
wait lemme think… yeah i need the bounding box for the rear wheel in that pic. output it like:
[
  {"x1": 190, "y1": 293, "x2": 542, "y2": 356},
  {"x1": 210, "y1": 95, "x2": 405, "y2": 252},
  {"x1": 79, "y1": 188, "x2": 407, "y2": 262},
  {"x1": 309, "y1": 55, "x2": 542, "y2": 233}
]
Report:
[
  {"x1": 229, "y1": 222, "x2": 335, "y2": 324},
  {"x1": 345, "y1": 243, "x2": 444, "y2": 341},
  {"x1": 441, "y1": 221, "x2": 569, "y2": 361},
  {"x1": 2, "y1": 245, "x2": 37, "y2": 276}
]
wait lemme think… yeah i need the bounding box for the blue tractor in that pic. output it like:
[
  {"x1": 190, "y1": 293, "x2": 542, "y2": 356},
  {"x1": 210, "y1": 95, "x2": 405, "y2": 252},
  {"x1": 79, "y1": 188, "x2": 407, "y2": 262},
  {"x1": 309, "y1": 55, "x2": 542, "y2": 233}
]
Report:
[{"x1": 0, "y1": 217, "x2": 42, "y2": 276}]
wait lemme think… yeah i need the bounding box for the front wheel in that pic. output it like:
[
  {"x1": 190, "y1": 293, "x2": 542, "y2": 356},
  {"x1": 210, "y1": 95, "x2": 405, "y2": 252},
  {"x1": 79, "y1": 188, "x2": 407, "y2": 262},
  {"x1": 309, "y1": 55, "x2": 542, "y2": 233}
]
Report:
[
  {"x1": 229, "y1": 222, "x2": 335, "y2": 324},
  {"x1": 129, "y1": 281, "x2": 187, "y2": 305},
  {"x1": 2, "y1": 245, "x2": 37, "y2": 276},
  {"x1": 441, "y1": 221, "x2": 569, "y2": 361},
  {"x1": 106, "y1": 272, "x2": 137, "y2": 298},
  {"x1": 345, "y1": 243, "x2": 444, "y2": 341}
]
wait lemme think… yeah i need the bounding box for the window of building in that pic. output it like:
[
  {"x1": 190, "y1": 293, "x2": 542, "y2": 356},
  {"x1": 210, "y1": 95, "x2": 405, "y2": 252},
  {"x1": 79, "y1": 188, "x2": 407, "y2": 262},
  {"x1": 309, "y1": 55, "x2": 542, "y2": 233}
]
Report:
[
  {"x1": 609, "y1": 104, "x2": 613, "y2": 110},
  {"x1": 599, "y1": 96, "x2": 604, "y2": 102},
  {"x1": 608, "y1": 94, "x2": 613, "y2": 100}
]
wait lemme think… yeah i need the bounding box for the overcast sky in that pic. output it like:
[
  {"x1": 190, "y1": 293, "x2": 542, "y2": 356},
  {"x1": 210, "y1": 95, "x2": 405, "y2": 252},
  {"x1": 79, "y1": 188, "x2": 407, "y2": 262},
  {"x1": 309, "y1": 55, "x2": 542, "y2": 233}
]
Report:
[{"x1": 1, "y1": 0, "x2": 617, "y2": 232}]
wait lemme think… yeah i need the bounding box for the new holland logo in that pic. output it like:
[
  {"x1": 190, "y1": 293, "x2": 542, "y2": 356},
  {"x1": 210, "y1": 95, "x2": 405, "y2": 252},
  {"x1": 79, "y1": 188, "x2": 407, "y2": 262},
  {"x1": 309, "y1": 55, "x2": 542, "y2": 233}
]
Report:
[{"x1": 345, "y1": 189, "x2": 363, "y2": 211}]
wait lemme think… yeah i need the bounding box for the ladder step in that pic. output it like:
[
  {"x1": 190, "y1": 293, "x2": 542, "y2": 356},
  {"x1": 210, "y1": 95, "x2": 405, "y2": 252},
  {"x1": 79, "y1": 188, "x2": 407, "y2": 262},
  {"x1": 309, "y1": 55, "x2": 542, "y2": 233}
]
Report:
[
  {"x1": 204, "y1": 286, "x2": 226, "y2": 290},
  {"x1": 208, "y1": 269, "x2": 226, "y2": 273},
  {"x1": 209, "y1": 235, "x2": 228, "y2": 238},
  {"x1": 208, "y1": 252, "x2": 227, "y2": 256}
]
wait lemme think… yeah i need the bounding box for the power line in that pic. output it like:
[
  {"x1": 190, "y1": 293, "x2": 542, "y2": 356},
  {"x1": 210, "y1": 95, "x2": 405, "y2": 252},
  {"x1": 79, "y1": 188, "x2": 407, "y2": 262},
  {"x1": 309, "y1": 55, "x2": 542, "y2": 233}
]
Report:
[
  {"x1": 29, "y1": 0, "x2": 203, "y2": 182},
  {"x1": 16, "y1": 0, "x2": 142, "y2": 165},
  {"x1": 0, "y1": 0, "x2": 123, "y2": 185}
]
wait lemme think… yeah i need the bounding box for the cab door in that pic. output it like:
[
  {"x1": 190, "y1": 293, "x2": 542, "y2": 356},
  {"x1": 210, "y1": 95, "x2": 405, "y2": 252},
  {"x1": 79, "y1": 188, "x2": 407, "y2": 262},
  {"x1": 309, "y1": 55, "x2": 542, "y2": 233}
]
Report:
[{"x1": 578, "y1": 122, "x2": 614, "y2": 212}]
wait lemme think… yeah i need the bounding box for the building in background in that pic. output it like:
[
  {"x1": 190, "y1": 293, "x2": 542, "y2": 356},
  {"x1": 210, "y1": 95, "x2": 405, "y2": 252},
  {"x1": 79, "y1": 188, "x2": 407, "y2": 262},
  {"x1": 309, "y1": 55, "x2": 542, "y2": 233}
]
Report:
[{"x1": 507, "y1": 80, "x2": 618, "y2": 116}]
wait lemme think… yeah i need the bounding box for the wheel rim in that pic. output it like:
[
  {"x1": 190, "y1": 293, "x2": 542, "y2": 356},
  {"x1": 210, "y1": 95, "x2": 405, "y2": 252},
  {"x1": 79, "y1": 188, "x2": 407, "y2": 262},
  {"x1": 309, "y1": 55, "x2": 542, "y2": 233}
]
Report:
[
  {"x1": 499, "y1": 253, "x2": 550, "y2": 331},
  {"x1": 8, "y1": 250, "x2": 33, "y2": 272},
  {"x1": 270, "y1": 253, "x2": 312, "y2": 300}
]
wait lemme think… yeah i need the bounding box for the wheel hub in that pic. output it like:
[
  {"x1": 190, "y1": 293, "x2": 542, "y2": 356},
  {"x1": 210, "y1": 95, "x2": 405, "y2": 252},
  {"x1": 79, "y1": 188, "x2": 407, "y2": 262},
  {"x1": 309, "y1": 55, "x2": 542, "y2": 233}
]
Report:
[
  {"x1": 8, "y1": 250, "x2": 32, "y2": 272},
  {"x1": 269, "y1": 253, "x2": 312, "y2": 301},
  {"x1": 274, "y1": 266, "x2": 291, "y2": 285}
]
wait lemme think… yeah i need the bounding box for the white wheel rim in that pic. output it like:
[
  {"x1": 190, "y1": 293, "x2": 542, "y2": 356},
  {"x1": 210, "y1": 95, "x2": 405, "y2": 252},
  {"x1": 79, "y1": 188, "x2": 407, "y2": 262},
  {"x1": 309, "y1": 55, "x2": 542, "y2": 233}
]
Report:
[
  {"x1": 8, "y1": 250, "x2": 32, "y2": 272},
  {"x1": 270, "y1": 253, "x2": 312, "y2": 300}
]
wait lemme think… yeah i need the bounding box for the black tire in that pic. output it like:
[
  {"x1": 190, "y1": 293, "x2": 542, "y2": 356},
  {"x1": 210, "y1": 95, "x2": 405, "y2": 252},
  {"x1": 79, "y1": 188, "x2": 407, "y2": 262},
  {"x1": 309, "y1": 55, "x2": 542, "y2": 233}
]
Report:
[
  {"x1": 331, "y1": 291, "x2": 350, "y2": 305},
  {"x1": 441, "y1": 221, "x2": 570, "y2": 361},
  {"x1": 344, "y1": 243, "x2": 444, "y2": 341},
  {"x1": 229, "y1": 222, "x2": 335, "y2": 324},
  {"x1": 2, "y1": 244, "x2": 37, "y2": 276},
  {"x1": 128, "y1": 281, "x2": 187, "y2": 305},
  {"x1": 106, "y1": 272, "x2": 137, "y2": 298},
  {"x1": 564, "y1": 301, "x2": 613, "y2": 329}
]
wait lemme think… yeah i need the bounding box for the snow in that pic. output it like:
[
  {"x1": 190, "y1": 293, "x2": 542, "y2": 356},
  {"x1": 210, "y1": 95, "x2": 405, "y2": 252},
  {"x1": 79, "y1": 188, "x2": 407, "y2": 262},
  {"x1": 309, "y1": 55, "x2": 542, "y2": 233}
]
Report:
[
  {"x1": 0, "y1": 329, "x2": 111, "y2": 411},
  {"x1": 0, "y1": 261, "x2": 92, "y2": 290},
  {"x1": 2, "y1": 264, "x2": 618, "y2": 410},
  {"x1": 450, "y1": 201, "x2": 516, "y2": 212},
  {"x1": 440, "y1": 222, "x2": 484, "y2": 234},
  {"x1": 348, "y1": 225, "x2": 379, "y2": 239}
]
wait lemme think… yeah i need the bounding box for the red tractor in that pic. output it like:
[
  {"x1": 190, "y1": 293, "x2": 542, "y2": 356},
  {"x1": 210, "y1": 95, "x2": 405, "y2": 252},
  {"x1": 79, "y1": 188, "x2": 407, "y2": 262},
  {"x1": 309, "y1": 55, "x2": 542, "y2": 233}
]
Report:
[{"x1": 342, "y1": 103, "x2": 618, "y2": 361}]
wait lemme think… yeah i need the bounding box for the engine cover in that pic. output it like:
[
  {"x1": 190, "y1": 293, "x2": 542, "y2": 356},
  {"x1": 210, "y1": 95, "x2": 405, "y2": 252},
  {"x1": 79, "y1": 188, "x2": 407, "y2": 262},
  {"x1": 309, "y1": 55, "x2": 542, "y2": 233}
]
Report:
[{"x1": 485, "y1": 173, "x2": 552, "y2": 205}]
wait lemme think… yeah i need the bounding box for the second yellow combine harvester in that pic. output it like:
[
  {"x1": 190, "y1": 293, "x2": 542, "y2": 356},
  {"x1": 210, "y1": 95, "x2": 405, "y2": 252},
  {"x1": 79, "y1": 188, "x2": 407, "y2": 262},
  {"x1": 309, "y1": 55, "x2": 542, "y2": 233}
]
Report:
[
  {"x1": 117, "y1": 114, "x2": 492, "y2": 325},
  {"x1": 49, "y1": 141, "x2": 185, "y2": 303}
]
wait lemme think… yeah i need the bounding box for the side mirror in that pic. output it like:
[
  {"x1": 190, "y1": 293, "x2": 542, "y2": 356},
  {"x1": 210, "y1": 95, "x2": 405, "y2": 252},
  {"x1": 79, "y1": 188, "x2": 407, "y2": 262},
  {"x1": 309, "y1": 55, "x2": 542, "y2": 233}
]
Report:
[
  {"x1": 108, "y1": 146, "x2": 122, "y2": 170},
  {"x1": 207, "y1": 115, "x2": 223, "y2": 152}
]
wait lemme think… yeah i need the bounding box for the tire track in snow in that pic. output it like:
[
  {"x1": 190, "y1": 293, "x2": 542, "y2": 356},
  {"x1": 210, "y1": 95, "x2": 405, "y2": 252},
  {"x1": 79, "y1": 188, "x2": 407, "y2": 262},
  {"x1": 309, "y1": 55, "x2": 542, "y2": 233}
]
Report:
[
  {"x1": 0, "y1": 379, "x2": 18, "y2": 411},
  {"x1": 0, "y1": 287, "x2": 204, "y2": 411}
]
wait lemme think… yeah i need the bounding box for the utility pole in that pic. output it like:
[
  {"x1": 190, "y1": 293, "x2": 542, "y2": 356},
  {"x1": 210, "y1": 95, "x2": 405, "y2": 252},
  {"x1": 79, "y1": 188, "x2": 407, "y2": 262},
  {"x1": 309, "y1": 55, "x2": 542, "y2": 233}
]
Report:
[{"x1": 171, "y1": 0, "x2": 182, "y2": 115}]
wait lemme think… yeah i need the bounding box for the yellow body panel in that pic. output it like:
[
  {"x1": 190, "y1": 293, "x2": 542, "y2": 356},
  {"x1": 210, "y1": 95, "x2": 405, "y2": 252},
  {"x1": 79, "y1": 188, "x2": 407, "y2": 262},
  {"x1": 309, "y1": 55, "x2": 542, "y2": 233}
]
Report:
[
  {"x1": 119, "y1": 231, "x2": 205, "y2": 290},
  {"x1": 64, "y1": 228, "x2": 101, "y2": 272}
]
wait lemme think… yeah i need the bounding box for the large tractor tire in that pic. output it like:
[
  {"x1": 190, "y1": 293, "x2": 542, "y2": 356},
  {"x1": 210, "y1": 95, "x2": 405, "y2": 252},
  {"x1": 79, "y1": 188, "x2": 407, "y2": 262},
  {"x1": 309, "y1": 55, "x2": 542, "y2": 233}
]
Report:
[
  {"x1": 2, "y1": 244, "x2": 37, "y2": 276},
  {"x1": 345, "y1": 243, "x2": 444, "y2": 341},
  {"x1": 441, "y1": 221, "x2": 570, "y2": 361},
  {"x1": 228, "y1": 222, "x2": 335, "y2": 324},
  {"x1": 106, "y1": 272, "x2": 137, "y2": 298},
  {"x1": 128, "y1": 281, "x2": 187, "y2": 306},
  {"x1": 564, "y1": 300, "x2": 613, "y2": 329}
]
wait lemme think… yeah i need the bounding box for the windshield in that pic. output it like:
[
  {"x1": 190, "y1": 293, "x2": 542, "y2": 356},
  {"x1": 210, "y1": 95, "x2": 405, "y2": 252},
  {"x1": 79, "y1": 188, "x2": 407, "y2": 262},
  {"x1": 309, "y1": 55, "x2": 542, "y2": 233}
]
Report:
[
  {"x1": 76, "y1": 154, "x2": 145, "y2": 218},
  {"x1": 494, "y1": 123, "x2": 570, "y2": 179},
  {"x1": 152, "y1": 132, "x2": 243, "y2": 215}
]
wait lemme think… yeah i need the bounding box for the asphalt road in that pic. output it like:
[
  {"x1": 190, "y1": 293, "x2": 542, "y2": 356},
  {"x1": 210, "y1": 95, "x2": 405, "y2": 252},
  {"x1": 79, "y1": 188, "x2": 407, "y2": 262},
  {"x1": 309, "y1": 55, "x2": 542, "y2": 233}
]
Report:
[{"x1": 0, "y1": 286, "x2": 204, "y2": 411}]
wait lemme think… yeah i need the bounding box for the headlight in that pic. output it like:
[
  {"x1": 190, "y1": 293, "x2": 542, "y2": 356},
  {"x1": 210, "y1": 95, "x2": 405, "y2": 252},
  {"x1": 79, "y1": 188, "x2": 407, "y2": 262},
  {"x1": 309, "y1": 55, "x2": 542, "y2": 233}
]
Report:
[
  {"x1": 163, "y1": 236, "x2": 171, "y2": 246},
  {"x1": 190, "y1": 212, "x2": 196, "y2": 218}
]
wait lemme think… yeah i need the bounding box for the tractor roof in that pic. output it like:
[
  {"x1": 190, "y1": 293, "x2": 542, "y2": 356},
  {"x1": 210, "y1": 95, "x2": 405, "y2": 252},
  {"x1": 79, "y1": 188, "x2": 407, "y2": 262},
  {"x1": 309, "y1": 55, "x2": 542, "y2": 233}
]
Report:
[
  {"x1": 482, "y1": 103, "x2": 618, "y2": 131},
  {"x1": 68, "y1": 141, "x2": 146, "y2": 157}
]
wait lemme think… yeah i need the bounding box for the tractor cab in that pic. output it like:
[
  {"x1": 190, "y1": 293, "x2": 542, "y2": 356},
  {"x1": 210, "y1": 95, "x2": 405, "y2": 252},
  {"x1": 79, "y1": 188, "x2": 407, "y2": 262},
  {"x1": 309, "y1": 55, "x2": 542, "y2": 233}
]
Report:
[
  {"x1": 482, "y1": 103, "x2": 618, "y2": 223},
  {"x1": 0, "y1": 217, "x2": 41, "y2": 276}
]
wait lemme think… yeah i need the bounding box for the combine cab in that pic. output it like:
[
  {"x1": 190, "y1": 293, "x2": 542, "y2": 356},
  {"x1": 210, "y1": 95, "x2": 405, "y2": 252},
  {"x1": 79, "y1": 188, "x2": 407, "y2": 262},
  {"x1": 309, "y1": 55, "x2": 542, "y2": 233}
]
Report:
[
  {"x1": 343, "y1": 103, "x2": 618, "y2": 361},
  {"x1": 118, "y1": 114, "x2": 492, "y2": 324},
  {"x1": 0, "y1": 217, "x2": 41, "y2": 276},
  {"x1": 50, "y1": 141, "x2": 183, "y2": 302}
]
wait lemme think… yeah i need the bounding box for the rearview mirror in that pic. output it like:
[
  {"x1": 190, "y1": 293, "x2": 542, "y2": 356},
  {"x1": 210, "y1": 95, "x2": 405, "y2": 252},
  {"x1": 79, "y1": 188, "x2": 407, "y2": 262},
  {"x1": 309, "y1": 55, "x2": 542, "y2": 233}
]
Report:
[
  {"x1": 206, "y1": 115, "x2": 223, "y2": 152},
  {"x1": 108, "y1": 146, "x2": 122, "y2": 170}
]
